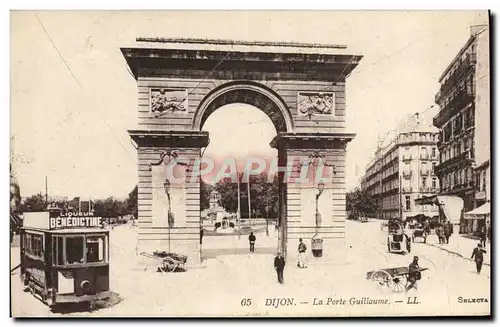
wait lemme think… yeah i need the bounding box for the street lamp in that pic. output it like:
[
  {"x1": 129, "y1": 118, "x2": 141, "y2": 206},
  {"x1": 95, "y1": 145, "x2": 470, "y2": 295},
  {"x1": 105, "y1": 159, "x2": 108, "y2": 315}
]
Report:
[
  {"x1": 315, "y1": 181, "x2": 325, "y2": 229},
  {"x1": 312, "y1": 181, "x2": 325, "y2": 258},
  {"x1": 164, "y1": 178, "x2": 173, "y2": 252}
]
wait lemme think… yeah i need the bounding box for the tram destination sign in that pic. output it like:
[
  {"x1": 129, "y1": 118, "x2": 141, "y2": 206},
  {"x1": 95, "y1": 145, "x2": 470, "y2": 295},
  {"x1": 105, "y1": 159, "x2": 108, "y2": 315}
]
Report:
[{"x1": 49, "y1": 212, "x2": 104, "y2": 229}]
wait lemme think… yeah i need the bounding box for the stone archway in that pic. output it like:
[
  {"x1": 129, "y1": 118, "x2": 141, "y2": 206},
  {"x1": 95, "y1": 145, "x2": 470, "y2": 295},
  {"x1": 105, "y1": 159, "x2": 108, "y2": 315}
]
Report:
[
  {"x1": 193, "y1": 81, "x2": 294, "y2": 133},
  {"x1": 123, "y1": 38, "x2": 362, "y2": 265}
]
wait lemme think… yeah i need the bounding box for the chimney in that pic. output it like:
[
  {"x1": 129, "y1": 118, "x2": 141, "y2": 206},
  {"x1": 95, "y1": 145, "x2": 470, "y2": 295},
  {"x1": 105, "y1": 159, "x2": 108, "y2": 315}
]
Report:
[{"x1": 470, "y1": 24, "x2": 488, "y2": 37}]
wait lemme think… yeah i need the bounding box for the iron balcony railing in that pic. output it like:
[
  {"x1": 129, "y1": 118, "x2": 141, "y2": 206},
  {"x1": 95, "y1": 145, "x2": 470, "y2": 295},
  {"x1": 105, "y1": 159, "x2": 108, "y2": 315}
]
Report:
[
  {"x1": 435, "y1": 53, "x2": 476, "y2": 103},
  {"x1": 433, "y1": 88, "x2": 474, "y2": 127}
]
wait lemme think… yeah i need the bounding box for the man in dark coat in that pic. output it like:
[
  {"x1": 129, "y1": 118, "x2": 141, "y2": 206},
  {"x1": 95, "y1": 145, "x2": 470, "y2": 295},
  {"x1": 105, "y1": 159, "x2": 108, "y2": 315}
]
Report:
[
  {"x1": 406, "y1": 256, "x2": 420, "y2": 292},
  {"x1": 479, "y1": 227, "x2": 487, "y2": 248},
  {"x1": 444, "y1": 222, "x2": 452, "y2": 244},
  {"x1": 249, "y1": 232, "x2": 256, "y2": 252},
  {"x1": 471, "y1": 243, "x2": 487, "y2": 274},
  {"x1": 274, "y1": 252, "x2": 286, "y2": 284}
]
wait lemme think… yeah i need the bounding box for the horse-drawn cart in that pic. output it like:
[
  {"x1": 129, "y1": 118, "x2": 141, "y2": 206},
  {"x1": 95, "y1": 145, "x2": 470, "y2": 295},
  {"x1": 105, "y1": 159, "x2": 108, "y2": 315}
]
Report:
[
  {"x1": 140, "y1": 251, "x2": 187, "y2": 273},
  {"x1": 412, "y1": 227, "x2": 427, "y2": 243},
  {"x1": 367, "y1": 267, "x2": 428, "y2": 293}
]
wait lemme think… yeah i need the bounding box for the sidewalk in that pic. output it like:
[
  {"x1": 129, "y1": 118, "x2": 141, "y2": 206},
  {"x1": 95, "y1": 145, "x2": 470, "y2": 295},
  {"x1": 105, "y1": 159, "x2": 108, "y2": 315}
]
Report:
[{"x1": 423, "y1": 233, "x2": 491, "y2": 266}]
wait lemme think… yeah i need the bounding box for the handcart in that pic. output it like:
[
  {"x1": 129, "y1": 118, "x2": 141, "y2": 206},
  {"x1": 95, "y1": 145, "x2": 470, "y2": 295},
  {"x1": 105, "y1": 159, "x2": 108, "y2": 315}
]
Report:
[
  {"x1": 366, "y1": 267, "x2": 428, "y2": 293},
  {"x1": 140, "y1": 251, "x2": 188, "y2": 273}
]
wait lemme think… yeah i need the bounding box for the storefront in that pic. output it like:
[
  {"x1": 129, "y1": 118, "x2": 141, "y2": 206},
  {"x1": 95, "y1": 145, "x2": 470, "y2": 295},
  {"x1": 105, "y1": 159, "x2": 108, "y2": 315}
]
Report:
[{"x1": 464, "y1": 201, "x2": 490, "y2": 236}]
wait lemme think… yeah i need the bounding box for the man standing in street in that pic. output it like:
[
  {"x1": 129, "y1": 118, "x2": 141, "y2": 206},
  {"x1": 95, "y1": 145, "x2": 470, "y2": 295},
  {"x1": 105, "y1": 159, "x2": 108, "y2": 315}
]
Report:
[
  {"x1": 479, "y1": 227, "x2": 487, "y2": 248},
  {"x1": 298, "y1": 238, "x2": 307, "y2": 268},
  {"x1": 444, "y1": 222, "x2": 452, "y2": 244},
  {"x1": 406, "y1": 256, "x2": 420, "y2": 292},
  {"x1": 274, "y1": 252, "x2": 285, "y2": 284},
  {"x1": 249, "y1": 232, "x2": 256, "y2": 253},
  {"x1": 471, "y1": 243, "x2": 487, "y2": 274}
]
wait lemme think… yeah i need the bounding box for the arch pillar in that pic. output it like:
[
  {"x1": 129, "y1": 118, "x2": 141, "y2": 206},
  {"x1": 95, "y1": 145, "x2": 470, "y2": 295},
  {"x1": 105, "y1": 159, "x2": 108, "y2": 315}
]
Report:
[{"x1": 271, "y1": 132, "x2": 355, "y2": 262}]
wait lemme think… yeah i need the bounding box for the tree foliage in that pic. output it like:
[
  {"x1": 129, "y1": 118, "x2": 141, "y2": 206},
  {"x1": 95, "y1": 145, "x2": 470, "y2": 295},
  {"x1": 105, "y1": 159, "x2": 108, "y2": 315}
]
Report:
[
  {"x1": 20, "y1": 194, "x2": 47, "y2": 212},
  {"x1": 206, "y1": 172, "x2": 279, "y2": 218},
  {"x1": 346, "y1": 187, "x2": 378, "y2": 218}
]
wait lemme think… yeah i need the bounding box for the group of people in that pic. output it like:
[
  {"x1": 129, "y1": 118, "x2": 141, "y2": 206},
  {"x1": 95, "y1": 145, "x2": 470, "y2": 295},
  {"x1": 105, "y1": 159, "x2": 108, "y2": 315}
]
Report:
[
  {"x1": 273, "y1": 238, "x2": 308, "y2": 284},
  {"x1": 435, "y1": 222, "x2": 453, "y2": 244}
]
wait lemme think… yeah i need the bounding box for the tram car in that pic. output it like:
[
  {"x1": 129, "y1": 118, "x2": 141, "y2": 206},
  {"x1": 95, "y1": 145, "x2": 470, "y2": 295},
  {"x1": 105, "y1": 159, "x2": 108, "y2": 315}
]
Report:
[
  {"x1": 20, "y1": 209, "x2": 111, "y2": 307},
  {"x1": 386, "y1": 219, "x2": 411, "y2": 254}
]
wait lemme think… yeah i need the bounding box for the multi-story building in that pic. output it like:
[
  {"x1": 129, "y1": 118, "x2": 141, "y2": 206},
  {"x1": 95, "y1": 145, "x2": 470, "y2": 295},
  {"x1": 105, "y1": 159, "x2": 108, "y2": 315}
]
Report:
[
  {"x1": 432, "y1": 24, "x2": 490, "y2": 233},
  {"x1": 361, "y1": 113, "x2": 440, "y2": 220}
]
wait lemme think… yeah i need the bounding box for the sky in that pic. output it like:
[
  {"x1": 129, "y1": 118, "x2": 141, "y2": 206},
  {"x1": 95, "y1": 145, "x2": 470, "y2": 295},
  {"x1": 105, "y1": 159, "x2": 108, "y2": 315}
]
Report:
[{"x1": 10, "y1": 10, "x2": 489, "y2": 199}]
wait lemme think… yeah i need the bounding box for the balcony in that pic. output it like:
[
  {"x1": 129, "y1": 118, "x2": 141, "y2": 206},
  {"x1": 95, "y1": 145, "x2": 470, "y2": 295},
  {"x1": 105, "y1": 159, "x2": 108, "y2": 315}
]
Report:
[
  {"x1": 402, "y1": 154, "x2": 412, "y2": 161},
  {"x1": 402, "y1": 186, "x2": 413, "y2": 193},
  {"x1": 420, "y1": 153, "x2": 430, "y2": 160},
  {"x1": 435, "y1": 53, "x2": 476, "y2": 103},
  {"x1": 420, "y1": 169, "x2": 430, "y2": 176},
  {"x1": 434, "y1": 151, "x2": 474, "y2": 176},
  {"x1": 433, "y1": 87, "x2": 474, "y2": 128}
]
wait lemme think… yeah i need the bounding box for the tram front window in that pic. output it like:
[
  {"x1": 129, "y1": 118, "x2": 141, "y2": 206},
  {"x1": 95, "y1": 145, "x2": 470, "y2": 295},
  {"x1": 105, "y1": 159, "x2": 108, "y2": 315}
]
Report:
[
  {"x1": 66, "y1": 236, "x2": 84, "y2": 264},
  {"x1": 86, "y1": 236, "x2": 105, "y2": 263}
]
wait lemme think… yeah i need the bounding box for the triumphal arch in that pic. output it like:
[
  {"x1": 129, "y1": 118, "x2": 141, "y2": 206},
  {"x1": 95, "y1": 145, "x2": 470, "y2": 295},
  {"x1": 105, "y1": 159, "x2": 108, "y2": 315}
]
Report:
[{"x1": 122, "y1": 38, "x2": 362, "y2": 265}]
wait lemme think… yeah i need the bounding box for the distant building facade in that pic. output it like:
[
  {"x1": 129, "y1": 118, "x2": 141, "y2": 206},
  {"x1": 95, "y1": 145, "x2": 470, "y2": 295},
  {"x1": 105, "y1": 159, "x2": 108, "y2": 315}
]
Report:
[
  {"x1": 361, "y1": 114, "x2": 440, "y2": 220},
  {"x1": 432, "y1": 25, "x2": 490, "y2": 233}
]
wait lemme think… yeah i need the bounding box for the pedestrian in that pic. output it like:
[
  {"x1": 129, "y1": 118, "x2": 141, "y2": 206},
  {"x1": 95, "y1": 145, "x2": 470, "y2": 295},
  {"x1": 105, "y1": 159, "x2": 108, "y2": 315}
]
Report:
[
  {"x1": 479, "y1": 227, "x2": 487, "y2": 248},
  {"x1": 406, "y1": 256, "x2": 421, "y2": 292},
  {"x1": 487, "y1": 224, "x2": 491, "y2": 244},
  {"x1": 297, "y1": 238, "x2": 307, "y2": 268},
  {"x1": 249, "y1": 232, "x2": 256, "y2": 253},
  {"x1": 471, "y1": 243, "x2": 487, "y2": 274},
  {"x1": 436, "y1": 226, "x2": 442, "y2": 244},
  {"x1": 200, "y1": 227, "x2": 204, "y2": 245},
  {"x1": 274, "y1": 252, "x2": 286, "y2": 284},
  {"x1": 444, "y1": 223, "x2": 451, "y2": 244}
]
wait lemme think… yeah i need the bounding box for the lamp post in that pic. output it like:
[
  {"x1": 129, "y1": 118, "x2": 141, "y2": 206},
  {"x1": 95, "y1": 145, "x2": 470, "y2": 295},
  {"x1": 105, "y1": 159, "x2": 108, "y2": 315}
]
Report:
[
  {"x1": 315, "y1": 181, "x2": 325, "y2": 231},
  {"x1": 312, "y1": 181, "x2": 325, "y2": 258},
  {"x1": 164, "y1": 178, "x2": 172, "y2": 252}
]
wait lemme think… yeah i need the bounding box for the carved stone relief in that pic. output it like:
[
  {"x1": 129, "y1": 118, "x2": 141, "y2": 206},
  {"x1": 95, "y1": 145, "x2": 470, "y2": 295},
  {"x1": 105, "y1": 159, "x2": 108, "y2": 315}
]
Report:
[
  {"x1": 298, "y1": 92, "x2": 335, "y2": 116},
  {"x1": 150, "y1": 88, "x2": 188, "y2": 116}
]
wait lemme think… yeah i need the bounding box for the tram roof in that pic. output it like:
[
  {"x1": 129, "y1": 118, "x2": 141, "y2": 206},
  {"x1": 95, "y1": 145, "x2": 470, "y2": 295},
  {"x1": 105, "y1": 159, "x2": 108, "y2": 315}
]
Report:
[{"x1": 22, "y1": 227, "x2": 109, "y2": 234}]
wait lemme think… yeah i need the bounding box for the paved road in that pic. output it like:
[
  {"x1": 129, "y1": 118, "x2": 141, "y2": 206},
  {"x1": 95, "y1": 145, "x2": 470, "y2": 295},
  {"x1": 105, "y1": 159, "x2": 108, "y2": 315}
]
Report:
[{"x1": 11, "y1": 220, "x2": 490, "y2": 317}]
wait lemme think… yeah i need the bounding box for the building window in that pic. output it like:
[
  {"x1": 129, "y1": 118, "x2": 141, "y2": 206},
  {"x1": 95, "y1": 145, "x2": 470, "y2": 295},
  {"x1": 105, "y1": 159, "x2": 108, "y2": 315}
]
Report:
[
  {"x1": 422, "y1": 177, "x2": 427, "y2": 187},
  {"x1": 432, "y1": 162, "x2": 436, "y2": 173},
  {"x1": 432, "y1": 148, "x2": 437, "y2": 158},
  {"x1": 405, "y1": 196, "x2": 411, "y2": 211},
  {"x1": 482, "y1": 171, "x2": 487, "y2": 192},
  {"x1": 432, "y1": 178, "x2": 437, "y2": 189}
]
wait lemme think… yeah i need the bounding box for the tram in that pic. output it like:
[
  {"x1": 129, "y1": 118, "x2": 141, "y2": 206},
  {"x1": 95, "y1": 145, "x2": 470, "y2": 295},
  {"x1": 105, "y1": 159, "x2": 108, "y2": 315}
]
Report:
[{"x1": 20, "y1": 208, "x2": 111, "y2": 307}]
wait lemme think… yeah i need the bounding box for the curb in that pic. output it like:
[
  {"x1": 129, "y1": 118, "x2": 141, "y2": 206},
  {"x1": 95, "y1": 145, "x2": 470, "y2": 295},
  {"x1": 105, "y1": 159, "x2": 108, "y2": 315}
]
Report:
[{"x1": 424, "y1": 242, "x2": 490, "y2": 267}]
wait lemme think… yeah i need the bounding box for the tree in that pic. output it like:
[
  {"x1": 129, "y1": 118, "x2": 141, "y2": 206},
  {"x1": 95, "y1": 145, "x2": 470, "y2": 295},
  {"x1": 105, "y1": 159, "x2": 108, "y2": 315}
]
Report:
[
  {"x1": 126, "y1": 186, "x2": 138, "y2": 219},
  {"x1": 200, "y1": 179, "x2": 215, "y2": 211},
  {"x1": 346, "y1": 188, "x2": 378, "y2": 219},
  {"x1": 20, "y1": 194, "x2": 47, "y2": 212}
]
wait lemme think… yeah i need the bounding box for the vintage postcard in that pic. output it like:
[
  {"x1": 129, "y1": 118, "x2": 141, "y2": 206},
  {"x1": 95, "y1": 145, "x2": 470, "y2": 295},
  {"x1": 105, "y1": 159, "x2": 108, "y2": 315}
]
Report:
[{"x1": 10, "y1": 10, "x2": 491, "y2": 317}]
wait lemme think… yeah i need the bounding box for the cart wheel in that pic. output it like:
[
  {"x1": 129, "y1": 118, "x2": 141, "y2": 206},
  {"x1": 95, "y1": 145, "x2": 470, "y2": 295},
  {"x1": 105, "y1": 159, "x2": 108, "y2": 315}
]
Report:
[
  {"x1": 164, "y1": 258, "x2": 176, "y2": 272},
  {"x1": 388, "y1": 275, "x2": 408, "y2": 293},
  {"x1": 370, "y1": 270, "x2": 391, "y2": 289}
]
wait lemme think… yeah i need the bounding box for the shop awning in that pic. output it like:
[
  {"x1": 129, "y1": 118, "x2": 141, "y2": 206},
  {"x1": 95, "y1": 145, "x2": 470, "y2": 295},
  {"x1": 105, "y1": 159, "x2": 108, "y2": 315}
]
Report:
[
  {"x1": 436, "y1": 196, "x2": 464, "y2": 224},
  {"x1": 464, "y1": 202, "x2": 490, "y2": 220}
]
